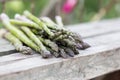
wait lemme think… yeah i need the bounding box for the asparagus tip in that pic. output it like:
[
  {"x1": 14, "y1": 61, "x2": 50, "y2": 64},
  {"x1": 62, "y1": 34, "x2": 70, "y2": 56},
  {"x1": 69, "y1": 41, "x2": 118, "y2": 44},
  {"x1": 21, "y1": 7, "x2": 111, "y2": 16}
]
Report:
[
  {"x1": 76, "y1": 43, "x2": 84, "y2": 49},
  {"x1": 23, "y1": 10, "x2": 29, "y2": 15},
  {"x1": 81, "y1": 42, "x2": 91, "y2": 50},
  {"x1": 21, "y1": 46, "x2": 33, "y2": 55},
  {"x1": 59, "y1": 48, "x2": 69, "y2": 58},
  {"x1": 41, "y1": 50, "x2": 52, "y2": 58},
  {"x1": 15, "y1": 14, "x2": 21, "y2": 19},
  {"x1": 65, "y1": 48, "x2": 75, "y2": 57}
]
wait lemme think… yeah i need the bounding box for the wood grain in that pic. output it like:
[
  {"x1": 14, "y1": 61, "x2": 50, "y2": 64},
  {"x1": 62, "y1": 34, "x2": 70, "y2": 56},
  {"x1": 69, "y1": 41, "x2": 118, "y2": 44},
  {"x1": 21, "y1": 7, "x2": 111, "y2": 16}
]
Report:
[{"x1": 0, "y1": 41, "x2": 120, "y2": 80}]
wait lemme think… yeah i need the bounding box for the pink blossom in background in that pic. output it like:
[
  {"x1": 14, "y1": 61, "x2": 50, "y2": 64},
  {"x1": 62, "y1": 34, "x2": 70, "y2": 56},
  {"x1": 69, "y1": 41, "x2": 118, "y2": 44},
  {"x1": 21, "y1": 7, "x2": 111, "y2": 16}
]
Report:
[{"x1": 62, "y1": 0, "x2": 78, "y2": 14}]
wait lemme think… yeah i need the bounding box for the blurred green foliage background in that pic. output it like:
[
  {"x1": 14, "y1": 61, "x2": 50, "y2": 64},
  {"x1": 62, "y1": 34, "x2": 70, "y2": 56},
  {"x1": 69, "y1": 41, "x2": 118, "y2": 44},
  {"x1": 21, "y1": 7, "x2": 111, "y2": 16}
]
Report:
[{"x1": 0, "y1": 0, "x2": 120, "y2": 27}]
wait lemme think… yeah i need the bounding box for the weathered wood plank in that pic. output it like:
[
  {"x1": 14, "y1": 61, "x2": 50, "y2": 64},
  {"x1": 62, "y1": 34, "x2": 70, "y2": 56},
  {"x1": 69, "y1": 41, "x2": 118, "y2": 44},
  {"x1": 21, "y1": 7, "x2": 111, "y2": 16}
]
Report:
[
  {"x1": 0, "y1": 53, "x2": 39, "y2": 65},
  {"x1": 67, "y1": 18, "x2": 120, "y2": 38},
  {"x1": 0, "y1": 41, "x2": 120, "y2": 80},
  {"x1": 0, "y1": 31, "x2": 120, "y2": 67},
  {"x1": 84, "y1": 31, "x2": 120, "y2": 47},
  {"x1": 0, "y1": 38, "x2": 9, "y2": 45},
  {"x1": 0, "y1": 38, "x2": 16, "y2": 56},
  {"x1": 0, "y1": 44, "x2": 16, "y2": 56}
]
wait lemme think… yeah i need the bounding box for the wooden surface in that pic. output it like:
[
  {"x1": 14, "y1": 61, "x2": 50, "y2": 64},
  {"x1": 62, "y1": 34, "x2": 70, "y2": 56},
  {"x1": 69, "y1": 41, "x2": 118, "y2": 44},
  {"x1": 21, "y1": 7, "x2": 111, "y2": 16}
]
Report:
[{"x1": 0, "y1": 18, "x2": 120, "y2": 80}]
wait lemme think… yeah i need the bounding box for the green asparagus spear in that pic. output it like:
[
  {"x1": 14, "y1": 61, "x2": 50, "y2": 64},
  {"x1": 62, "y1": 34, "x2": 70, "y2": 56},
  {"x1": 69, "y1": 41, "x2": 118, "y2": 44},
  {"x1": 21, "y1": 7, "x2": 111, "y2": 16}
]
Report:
[
  {"x1": 31, "y1": 29, "x2": 39, "y2": 34},
  {"x1": 46, "y1": 47, "x2": 59, "y2": 57},
  {"x1": 61, "y1": 39, "x2": 79, "y2": 54},
  {"x1": 58, "y1": 47, "x2": 69, "y2": 58},
  {"x1": 55, "y1": 16, "x2": 64, "y2": 28},
  {"x1": 31, "y1": 29, "x2": 44, "y2": 36},
  {"x1": 38, "y1": 36, "x2": 58, "y2": 52},
  {"x1": 70, "y1": 32, "x2": 90, "y2": 49},
  {"x1": 4, "y1": 32, "x2": 32, "y2": 54},
  {"x1": 15, "y1": 14, "x2": 33, "y2": 23},
  {"x1": 63, "y1": 47, "x2": 75, "y2": 57},
  {"x1": 80, "y1": 42, "x2": 91, "y2": 49},
  {"x1": 40, "y1": 17, "x2": 58, "y2": 29},
  {"x1": 76, "y1": 43, "x2": 83, "y2": 49},
  {"x1": 62, "y1": 39, "x2": 77, "y2": 47},
  {"x1": 54, "y1": 31, "x2": 63, "y2": 37},
  {"x1": 71, "y1": 47, "x2": 79, "y2": 54},
  {"x1": 23, "y1": 10, "x2": 54, "y2": 37},
  {"x1": 54, "y1": 34, "x2": 68, "y2": 41},
  {"x1": 20, "y1": 26, "x2": 51, "y2": 58},
  {"x1": 10, "y1": 19, "x2": 42, "y2": 30}
]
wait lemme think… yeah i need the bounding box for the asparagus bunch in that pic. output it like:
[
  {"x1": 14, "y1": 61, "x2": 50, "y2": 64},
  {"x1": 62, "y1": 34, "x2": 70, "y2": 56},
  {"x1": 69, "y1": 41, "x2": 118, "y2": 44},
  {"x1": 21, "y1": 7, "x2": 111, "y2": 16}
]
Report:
[
  {"x1": 0, "y1": 13, "x2": 51, "y2": 58},
  {"x1": 0, "y1": 10, "x2": 90, "y2": 59}
]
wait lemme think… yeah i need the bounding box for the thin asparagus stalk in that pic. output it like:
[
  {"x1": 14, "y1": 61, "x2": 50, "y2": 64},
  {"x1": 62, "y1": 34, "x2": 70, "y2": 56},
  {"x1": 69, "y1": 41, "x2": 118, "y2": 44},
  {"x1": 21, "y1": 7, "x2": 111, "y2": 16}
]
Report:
[
  {"x1": 80, "y1": 42, "x2": 91, "y2": 49},
  {"x1": 40, "y1": 17, "x2": 58, "y2": 29},
  {"x1": 63, "y1": 47, "x2": 75, "y2": 57},
  {"x1": 55, "y1": 16, "x2": 64, "y2": 28},
  {"x1": 15, "y1": 14, "x2": 42, "y2": 30},
  {"x1": 54, "y1": 34, "x2": 68, "y2": 41},
  {"x1": 68, "y1": 36, "x2": 84, "y2": 49},
  {"x1": 21, "y1": 26, "x2": 51, "y2": 58},
  {"x1": 62, "y1": 39, "x2": 77, "y2": 47},
  {"x1": 38, "y1": 36, "x2": 59, "y2": 52},
  {"x1": 76, "y1": 43, "x2": 84, "y2": 49},
  {"x1": 70, "y1": 32, "x2": 90, "y2": 49},
  {"x1": 46, "y1": 47, "x2": 59, "y2": 57},
  {"x1": 61, "y1": 39, "x2": 79, "y2": 54},
  {"x1": 58, "y1": 47, "x2": 69, "y2": 58},
  {"x1": 59, "y1": 45, "x2": 75, "y2": 57},
  {"x1": 15, "y1": 14, "x2": 33, "y2": 23},
  {"x1": 71, "y1": 47, "x2": 79, "y2": 55},
  {"x1": 31, "y1": 29, "x2": 44, "y2": 36},
  {"x1": 31, "y1": 29, "x2": 45, "y2": 36},
  {"x1": 31, "y1": 29, "x2": 38, "y2": 34},
  {"x1": 54, "y1": 31, "x2": 63, "y2": 37},
  {"x1": 23, "y1": 10, "x2": 54, "y2": 37},
  {"x1": 0, "y1": 13, "x2": 41, "y2": 55},
  {"x1": 10, "y1": 19, "x2": 42, "y2": 30},
  {"x1": 4, "y1": 32, "x2": 32, "y2": 54},
  {"x1": 15, "y1": 14, "x2": 43, "y2": 35}
]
